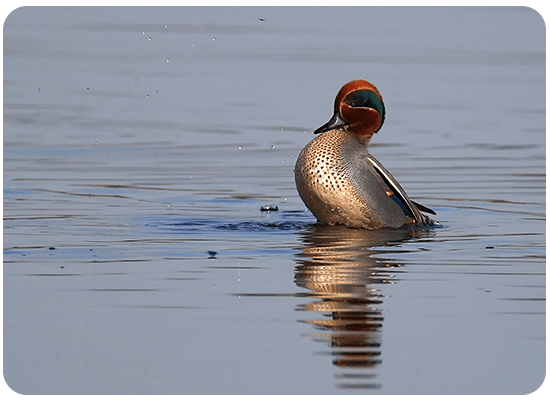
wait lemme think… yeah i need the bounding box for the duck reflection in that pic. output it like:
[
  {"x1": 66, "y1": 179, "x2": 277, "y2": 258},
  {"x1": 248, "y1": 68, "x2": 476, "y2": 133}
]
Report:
[{"x1": 295, "y1": 224, "x2": 432, "y2": 390}]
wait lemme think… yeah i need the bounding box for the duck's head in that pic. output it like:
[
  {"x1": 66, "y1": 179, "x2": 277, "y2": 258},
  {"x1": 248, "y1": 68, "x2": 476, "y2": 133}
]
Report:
[{"x1": 314, "y1": 79, "x2": 386, "y2": 137}]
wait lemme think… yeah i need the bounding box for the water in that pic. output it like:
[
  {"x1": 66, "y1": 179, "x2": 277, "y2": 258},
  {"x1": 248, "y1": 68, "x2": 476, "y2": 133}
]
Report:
[{"x1": 2, "y1": 6, "x2": 545, "y2": 395}]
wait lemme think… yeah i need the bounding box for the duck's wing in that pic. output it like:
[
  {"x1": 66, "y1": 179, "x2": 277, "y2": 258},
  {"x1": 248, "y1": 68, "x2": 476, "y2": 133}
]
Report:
[
  {"x1": 411, "y1": 200, "x2": 436, "y2": 215},
  {"x1": 366, "y1": 154, "x2": 435, "y2": 224}
]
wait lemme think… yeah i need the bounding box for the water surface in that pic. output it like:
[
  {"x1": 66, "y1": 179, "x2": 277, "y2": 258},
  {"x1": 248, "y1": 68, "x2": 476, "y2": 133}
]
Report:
[{"x1": 3, "y1": 6, "x2": 545, "y2": 395}]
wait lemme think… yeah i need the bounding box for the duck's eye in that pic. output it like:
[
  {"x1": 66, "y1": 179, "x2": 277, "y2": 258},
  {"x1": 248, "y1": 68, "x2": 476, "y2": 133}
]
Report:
[{"x1": 343, "y1": 90, "x2": 384, "y2": 116}]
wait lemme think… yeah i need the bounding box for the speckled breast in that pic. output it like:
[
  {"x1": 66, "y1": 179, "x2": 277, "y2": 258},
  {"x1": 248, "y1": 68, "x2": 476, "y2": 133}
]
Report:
[
  {"x1": 295, "y1": 130, "x2": 371, "y2": 227},
  {"x1": 294, "y1": 129, "x2": 411, "y2": 229}
]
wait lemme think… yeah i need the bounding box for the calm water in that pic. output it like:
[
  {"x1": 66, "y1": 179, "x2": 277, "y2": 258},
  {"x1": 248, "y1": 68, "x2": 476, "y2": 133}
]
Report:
[{"x1": 3, "y1": 6, "x2": 546, "y2": 395}]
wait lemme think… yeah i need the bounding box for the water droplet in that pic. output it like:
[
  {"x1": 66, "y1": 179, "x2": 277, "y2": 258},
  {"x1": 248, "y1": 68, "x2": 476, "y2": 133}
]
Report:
[
  {"x1": 166, "y1": 59, "x2": 170, "y2": 63},
  {"x1": 238, "y1": 146, "x2": 242, "y2": 150},
  {"x1": 207, "y1": 250, "x2": 217, "y2": 258},
  {"x1": 212, "y1": 37, "x2": 216, "y2": 41},
  {"x1": 260, "y1": 205, "x2": 278, "y2": 212}
]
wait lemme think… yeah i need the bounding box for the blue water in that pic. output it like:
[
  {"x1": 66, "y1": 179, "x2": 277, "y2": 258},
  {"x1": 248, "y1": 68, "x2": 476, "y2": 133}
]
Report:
[{"x1": 3, "y1": 6, "x2": 545, "y2": 395}]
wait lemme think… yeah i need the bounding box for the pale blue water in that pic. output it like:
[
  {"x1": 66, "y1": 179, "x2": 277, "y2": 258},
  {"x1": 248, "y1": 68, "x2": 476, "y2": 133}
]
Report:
[{"x1": 3, "y1": 6, "x2": 546, "y2": 395}]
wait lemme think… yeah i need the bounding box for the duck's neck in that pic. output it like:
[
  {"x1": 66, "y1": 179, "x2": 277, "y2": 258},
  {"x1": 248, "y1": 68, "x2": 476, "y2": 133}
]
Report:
[{"x1": 350, "y1": 131, "x2": 374, "y2": 146}]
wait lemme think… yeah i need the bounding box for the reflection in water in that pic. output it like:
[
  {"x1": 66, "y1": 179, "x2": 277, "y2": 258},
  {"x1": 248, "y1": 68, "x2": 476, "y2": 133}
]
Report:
[{"x1": 295, "y1": 225, "x2": 434, "y2": 390}]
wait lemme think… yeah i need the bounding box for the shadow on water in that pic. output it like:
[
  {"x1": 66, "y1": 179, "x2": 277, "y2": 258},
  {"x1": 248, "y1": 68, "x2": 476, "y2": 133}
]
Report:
[
  {"x1": 294, "y1": 224, "x2": 436, "y2": 390},
  {"x1": 151, "y1": 212, "x2": 439, "y2": 392}
]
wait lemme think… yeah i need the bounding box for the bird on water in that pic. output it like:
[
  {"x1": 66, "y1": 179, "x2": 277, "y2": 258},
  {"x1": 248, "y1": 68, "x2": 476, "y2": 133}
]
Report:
[{"x1": 294, "y1": 79, "x2": 436, "y2": 229}]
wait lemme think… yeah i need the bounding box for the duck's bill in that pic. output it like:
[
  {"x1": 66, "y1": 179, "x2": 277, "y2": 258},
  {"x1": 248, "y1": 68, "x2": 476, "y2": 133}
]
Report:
[{"x1": 314, "y1": 112, "x2": 346, "y2": 134}]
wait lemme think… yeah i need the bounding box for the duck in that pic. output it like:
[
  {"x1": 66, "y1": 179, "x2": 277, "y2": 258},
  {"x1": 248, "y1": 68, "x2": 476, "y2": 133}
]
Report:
[{"x1": 294, "y1": 79, "x2": 435, "y2": 229}]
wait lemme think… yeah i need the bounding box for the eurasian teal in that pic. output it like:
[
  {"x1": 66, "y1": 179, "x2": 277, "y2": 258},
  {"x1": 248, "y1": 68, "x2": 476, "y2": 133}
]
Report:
[{"x1": 294, "y1": 79, "x2": 435, "y2": 229}]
